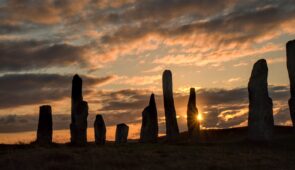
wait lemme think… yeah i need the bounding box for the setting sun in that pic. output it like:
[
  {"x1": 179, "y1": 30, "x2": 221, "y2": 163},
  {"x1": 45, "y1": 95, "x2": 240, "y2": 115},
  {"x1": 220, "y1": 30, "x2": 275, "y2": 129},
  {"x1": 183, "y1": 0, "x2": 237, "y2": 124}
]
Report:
[
  {"x1": 197, "y1": 114, "x2": 203, "y2": 122},
  {"x1": 0, "y1": 0, "x2": 294, "y2": 169}
]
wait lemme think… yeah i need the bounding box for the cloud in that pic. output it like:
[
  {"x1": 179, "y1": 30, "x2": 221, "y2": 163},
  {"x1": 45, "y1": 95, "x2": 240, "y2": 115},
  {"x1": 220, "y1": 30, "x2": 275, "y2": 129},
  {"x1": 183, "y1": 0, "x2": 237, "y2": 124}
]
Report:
[
  {"x1": 91, "y1": 0, "x2": 295, "y2": 68},
  {"x1": 0, "y1": 114, "x2": 71, "y2": 133},
  {"x1": 0, "y1": 23, "x2": 39, "y2": 35},
  {"x1": 0, "y1": 41, "x2": 91, "y2": 71},
  {"x1": 96, "y1": 85, "x2": 291, "y2": 129},
  {"x1": 0, "y1": 84, "x2": 292, "y2": 133},
  {"x1": 0, "y1": 0, "x2": 90, "y2": 25},
  {"x1": 152, "y1": 41, "x2": 282, "y2": 67},
  {"x1": 227, "y1": 77, "x2": 241, "y2": 83},
  {"x1": 0, "y1": 73, "x2": 115, "y2": 109},
  {"x1": 99, "y1": 0, "x2": 295, "y2": 45},
  {"x1": 143, "y1": 66, "x2": 164, "y2": 73},
  {"x1": 0, "y1": 0, "x2": 294, "y2": 72},
  {"x1": 117, "y1": 75, "x2": 161, "y2": 86}
]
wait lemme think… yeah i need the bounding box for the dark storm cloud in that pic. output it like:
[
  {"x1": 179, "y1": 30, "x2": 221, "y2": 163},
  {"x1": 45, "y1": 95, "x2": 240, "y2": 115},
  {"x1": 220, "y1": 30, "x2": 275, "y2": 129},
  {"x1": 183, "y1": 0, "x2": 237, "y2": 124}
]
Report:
[
  {"x1": 0, "y1": 41, "x2": 91, "y2": 71},
  {"x1": 0, "y1": 73, "x2": 115, "y2": 109}
]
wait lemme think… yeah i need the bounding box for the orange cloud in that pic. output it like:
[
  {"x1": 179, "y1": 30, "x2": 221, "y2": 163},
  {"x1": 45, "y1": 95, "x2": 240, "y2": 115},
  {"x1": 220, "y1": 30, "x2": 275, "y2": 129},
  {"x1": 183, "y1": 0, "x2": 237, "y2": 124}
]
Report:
[{"x1": 3, "y1": 0, "x2": 90, "y2": 25}]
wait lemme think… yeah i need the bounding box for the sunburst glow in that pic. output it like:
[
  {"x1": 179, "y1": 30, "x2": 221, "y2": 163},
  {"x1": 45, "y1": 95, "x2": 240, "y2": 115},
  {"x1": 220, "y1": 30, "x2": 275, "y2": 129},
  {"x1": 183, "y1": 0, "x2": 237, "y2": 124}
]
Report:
[{"x1": 197, "y1": 114, "x2": 203, "y2": 122}]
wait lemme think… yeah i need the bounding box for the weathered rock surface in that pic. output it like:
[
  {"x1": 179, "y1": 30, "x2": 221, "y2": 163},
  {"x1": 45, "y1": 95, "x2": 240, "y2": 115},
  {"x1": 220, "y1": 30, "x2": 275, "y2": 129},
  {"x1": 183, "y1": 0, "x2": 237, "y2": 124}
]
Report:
[
  {"x1": 248, "y1": 59, "x2": 274, "y2": 141},
  {"x1": 94, "y1": 114, "x2": 106, "y2": 145},
  {"x1": 70, "y1": 74, "x2": 88, "y2": 145},
  {"x1": 36, "y1": 105, "x2": 52, "y2": 144},
  {"x1": 287, "y1": 40, "x2": 295, "y2": 128},
  {"x1": 140, "y1": 93, "x2": 158, "y2": 143},
  {"x1": 115, "y1": 123, "x2": 129, "y2": 144},
  {"x1": 162, "y1": 70, "x2": 179, "y2": 140},
  {"x1": 187, "y1": 88, "x2": 200, "y2": 140}
]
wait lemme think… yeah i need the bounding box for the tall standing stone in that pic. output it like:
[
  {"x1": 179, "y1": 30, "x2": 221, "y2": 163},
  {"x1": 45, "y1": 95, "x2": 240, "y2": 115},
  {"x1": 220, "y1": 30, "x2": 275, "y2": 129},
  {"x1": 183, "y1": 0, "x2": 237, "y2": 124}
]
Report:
[
  {"x1": 287, "y1": 40, "x2": 295, "y2": 128},
  {"x1": 248, "y1": 59, "x2": 274, "y2": 141},
  {"x1": 140, "y1": 93, "x2": 159, "y2": 143},
  {"x1": 94, "y1": 114, "x2": 106, "y2": 145},
  {"x1": 187, "y1": 88, "x2": 200, "y2": 140},
  {"x1": 70, "y1": 74, "x2": 88, "y2": 145},
  {"x1": 162, "y1": 70, "x2": 179, "y2": 141},
  {"x1": 36, "y1": 105, "x2": 53, "y2": 144},
  {"x1": 115, "y1": 123, "x2": 129, "y2": 144}
]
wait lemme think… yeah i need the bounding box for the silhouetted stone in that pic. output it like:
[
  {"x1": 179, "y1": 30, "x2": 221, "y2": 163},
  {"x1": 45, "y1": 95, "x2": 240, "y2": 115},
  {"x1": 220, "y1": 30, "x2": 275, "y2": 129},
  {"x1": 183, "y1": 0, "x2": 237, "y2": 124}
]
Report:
[
  {"x1": 162, "y1": 70, "x2": 179, "y2": 141},
  {"x1": 115, "y1": 123, "x2": 129, "y2": 144},
  {"x1": 36, "y1": 105, "x2": 52, "y2": 144},
  {"x1": 287, "y1": 40, "x2": 295, "y2": 128},
  {"x1": 187, "y1": 88, "x2": 200, "y2": 140},
  {"x1": 140, "y1": 94, "x2": 159, "y2": 143},
  {"x1": 94, "y1": 114, "x2": 106, "y2": 145},
  {"x1": 70, "y1": 101, "x2": 88, "y2": 145},
  {"x1": 70, "y1": 74, "x2": 88, "y2": 145},
  {"x1": 248, "y1": 59, "x2": 274, "y2": 141}
]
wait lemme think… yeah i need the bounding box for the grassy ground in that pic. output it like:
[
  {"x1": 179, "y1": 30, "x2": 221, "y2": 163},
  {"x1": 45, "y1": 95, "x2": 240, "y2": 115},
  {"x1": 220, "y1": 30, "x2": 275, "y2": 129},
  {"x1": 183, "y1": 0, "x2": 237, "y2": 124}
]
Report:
[{"x1": 1, "y1": 126, "x2": 295, "y2": 170}]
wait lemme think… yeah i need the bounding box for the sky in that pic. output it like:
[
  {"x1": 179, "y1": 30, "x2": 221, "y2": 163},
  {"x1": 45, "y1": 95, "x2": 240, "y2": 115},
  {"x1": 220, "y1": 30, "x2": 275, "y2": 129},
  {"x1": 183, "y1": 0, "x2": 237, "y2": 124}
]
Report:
[{"x1": 0, "y1": 0, "x2": 295, "y2": 143}]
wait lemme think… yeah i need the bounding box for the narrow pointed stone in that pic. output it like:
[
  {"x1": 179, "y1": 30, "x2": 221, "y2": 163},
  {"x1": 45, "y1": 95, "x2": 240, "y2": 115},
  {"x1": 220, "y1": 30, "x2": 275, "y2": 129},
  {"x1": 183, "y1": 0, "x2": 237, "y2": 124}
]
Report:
[
  {"x1": 115, "y1": 123, "x2": 129, "y2": 144},
  {"x1": 162, "y1": 70, "x2": 179, "y2": 141},
  {"x1": 94, "y1": 114, "x2": 106, "y2": 145},
  {"x1": 287, "y1": 40, "x2": 295, "y2": 128},
  {"x1": 187, "y1": 88, "x2": 200, "y2": 140},
  {"x1": 248, "y1": 59, "x2": 274, "y2": 141},
  {"x1": 70, "y1": 74, "x2": 88, "y2": 145},
  {"x1": 36, "y1": 105, "x2": 52, "y2": 145},
  {"x1": 140, "y1": 93, "x2": 159, "y2": 143}
]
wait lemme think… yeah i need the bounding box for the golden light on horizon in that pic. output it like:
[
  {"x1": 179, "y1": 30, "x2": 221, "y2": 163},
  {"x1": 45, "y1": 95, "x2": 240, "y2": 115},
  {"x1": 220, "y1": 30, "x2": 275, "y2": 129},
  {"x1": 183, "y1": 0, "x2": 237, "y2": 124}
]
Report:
[{"x1": 197, "y1": 113, "x2": 203, "y2": 122}]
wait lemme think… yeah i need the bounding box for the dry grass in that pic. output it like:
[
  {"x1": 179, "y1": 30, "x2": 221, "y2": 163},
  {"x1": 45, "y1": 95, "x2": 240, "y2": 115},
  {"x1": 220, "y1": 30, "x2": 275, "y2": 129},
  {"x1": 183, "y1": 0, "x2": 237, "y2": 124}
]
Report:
[{"x1": 1, "y1": 126, "x2": 295, "y2": 170}]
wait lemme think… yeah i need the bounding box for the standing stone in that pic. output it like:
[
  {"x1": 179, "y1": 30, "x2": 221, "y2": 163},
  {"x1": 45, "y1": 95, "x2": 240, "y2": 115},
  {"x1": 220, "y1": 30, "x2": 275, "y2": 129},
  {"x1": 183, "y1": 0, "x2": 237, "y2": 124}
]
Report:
[
  {"x1": 140, "y1": 93, "x2": 159, "y2": 143},
  {"x1": 187, "y1": 88, "x2": 200, "y2": 140},
  {"x1": 287, "y1": 40, "x2": 295, "y2": 128},
  {"x1": 36, "y1": 105, "x2": 53, "y2": 144},
  {"x1": 94, "y1": 114, "x2": 106, "y2": 145},
  {"x1": 115, "y1": 123, "x2": 129, "y2": 144},
  {"x1": 248, "y1": 59, "x2": 274, "y2": 141},
  {"x1": 162, "y1": 70, "x2": 179, "y2": 141},
  {"x1": 70, "y1": 74, "x2": 88, "y2": 145}
]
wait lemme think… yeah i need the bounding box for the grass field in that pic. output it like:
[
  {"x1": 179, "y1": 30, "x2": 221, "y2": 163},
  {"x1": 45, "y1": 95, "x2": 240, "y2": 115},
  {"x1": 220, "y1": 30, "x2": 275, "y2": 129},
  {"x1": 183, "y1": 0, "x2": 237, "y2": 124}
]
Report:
[{"x1": 1, "y1": 126, "x2": 295, "y2": 170}]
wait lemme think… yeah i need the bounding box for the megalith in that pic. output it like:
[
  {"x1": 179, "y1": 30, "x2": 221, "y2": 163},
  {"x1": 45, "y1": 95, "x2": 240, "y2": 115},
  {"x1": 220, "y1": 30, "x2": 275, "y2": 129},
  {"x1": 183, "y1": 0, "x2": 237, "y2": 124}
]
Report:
[
  {"x1": 70, "y1": 74, "x2": 88, "y2": 145},
  {"x1": 162, "y1": 70, "x2": 179, "y2": 140},
  {"x1": 140, "y1": 93, "x2": 158, "y2": 143},
  {"x1": 187, "y1": 88, "x2": 200, "y2": 140},
  {"x1": 94, "y1": 114, "x2": 106, "y2": 145},
  {"x1": 248, "y1": 59, "x2": 274, "y2": 141},
  {"x1": 115, "y1": 123, "x2": 129, "y2": 144},
  {"x1": 36, "y1": 105, "x2": 53, "y2": 144},
  {"x1": 287, "y1": 40, "x2": 295, "y2": 128}
]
